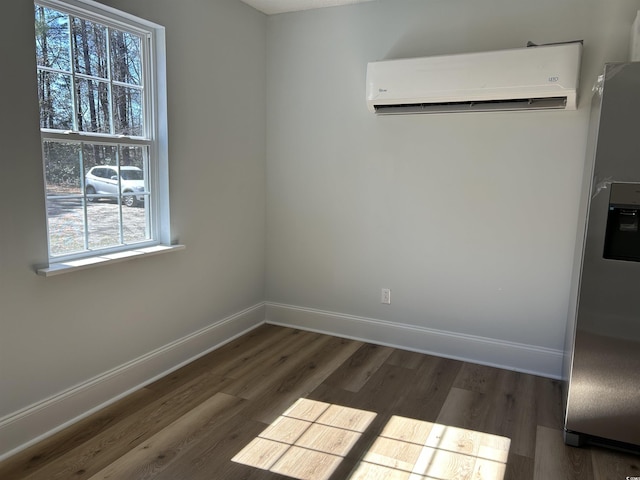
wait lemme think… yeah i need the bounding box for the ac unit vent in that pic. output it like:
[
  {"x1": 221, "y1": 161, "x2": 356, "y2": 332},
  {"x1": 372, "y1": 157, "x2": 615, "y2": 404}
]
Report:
[{"x1": 374, "y1": 97, "x2": 568, "y2": 115}]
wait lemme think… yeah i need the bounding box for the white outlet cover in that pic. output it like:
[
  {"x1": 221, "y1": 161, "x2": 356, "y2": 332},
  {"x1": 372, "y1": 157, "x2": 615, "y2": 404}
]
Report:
[{"x1": 381, "y1": 288, "x2": 391, "y2": 304}]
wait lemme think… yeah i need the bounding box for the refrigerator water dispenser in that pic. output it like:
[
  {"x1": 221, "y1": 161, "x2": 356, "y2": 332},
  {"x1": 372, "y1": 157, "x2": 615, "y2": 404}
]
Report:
[{"x1": 603, "y1": 182, "x2": 640, "y2": 261}]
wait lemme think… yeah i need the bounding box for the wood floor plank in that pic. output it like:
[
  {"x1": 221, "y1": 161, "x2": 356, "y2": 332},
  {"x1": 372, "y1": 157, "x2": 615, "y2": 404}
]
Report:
[
  {"x1": 310, "y1": 362, "x2": 440, "y2": 478},
  {"x1": 504, "y1": 452, "x2": 534, "y2": 480},
  {"x1": 378, "y1": 414, "x2": 435, "y2": 444},
  {"x1": 323, "y1": 343, "x2": 394, "y2": 393},
  {"x1": 20, "y1": 373, "x2": 235, "y2": 480},
  {"x1": 306, "y1": 384, "x2": 389, "y2": 452},
  {"x1": 348, "y1": 461, "x2": 413, "y2": 480},
  {"x1": 591, "y1": 445, "x2": 640, "y2": 480},
  {"x1": 150, "y1": 413, "x2": 268, "y2": 480},
  {"x1": 145, "y1": 324, "x2": 294, "y2": 395},
  {"x1": 0, "y1": 388, "x2": 156, "y2": 480},
  {"x1": 361, "y1": 435, "x2": 425, "y2": 472},
  {"x1": 385, "y1": 348, "x2": 428, "y2": 370},
  {"x1": 452, "y1": 362, "x2": 502, "y2": 394},
  {"x1": 534, "y1": 425, "x2": 594, "y2": 480},
  {"x1": 480, "y1": 369, "x2": 537, "y2": 458},
  {"x1": 533, "y1": 375, "x2": 564, "y2": 430},
  {"x1": 307, "y1": 362, "x2": 424, "y2": 428},
  {"x1": 240, "y1": 335, "x2": 363, "y2": 424},
  {"x1": 391, "y1": 355, "x2": 463, "y2": 422},
  {"x1": 206, "y1": 326, "x2": 318, "y2": 380},
  {"x1": 353, "y1": 363, "x2": 422, "y2": 413},
  {"x1": 443, "y1": 363, "x2": 540, "y2": 460},
  {"x1": 87, "y1": 393, "x2": 245, "y2": 480},
  {"x1": 270, "y1": 444, "x2": 344, "y2": 480},
  {"x1": 436, "y1": 387, "x2": 489, "y2": 431},
  {"x1": 222, "y1": 331, "x2": 336, "y2": 399}
]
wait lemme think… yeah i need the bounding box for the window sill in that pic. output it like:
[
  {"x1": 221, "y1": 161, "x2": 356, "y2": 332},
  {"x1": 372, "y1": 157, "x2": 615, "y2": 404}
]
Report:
[{"x1": 36, "y1": 244, "x2": 185, "y2": 277}]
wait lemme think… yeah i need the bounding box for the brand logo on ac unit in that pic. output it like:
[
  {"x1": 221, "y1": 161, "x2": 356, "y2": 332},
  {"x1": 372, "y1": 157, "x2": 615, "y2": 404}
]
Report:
[{"x1": 548, "y1": 76, "x2": 559, "y2": 82}]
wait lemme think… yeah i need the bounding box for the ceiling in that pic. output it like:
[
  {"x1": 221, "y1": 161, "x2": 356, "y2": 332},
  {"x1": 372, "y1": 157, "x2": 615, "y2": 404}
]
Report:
[{"x1": 240, "y1": 0, "x2": 377, "y2": 15}]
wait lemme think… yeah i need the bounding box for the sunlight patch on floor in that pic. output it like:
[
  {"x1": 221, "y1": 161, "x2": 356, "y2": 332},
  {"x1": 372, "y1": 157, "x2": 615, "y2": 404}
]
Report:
[
  {"x1": 350, "y1": 415, "x2": 511, "y2": 479},
  {"x1": 232, "y1": 398, "x2": 377, "y2": 480},
  {"x1": 232, "y1": 399, "x2": 510, "y2": 480}
]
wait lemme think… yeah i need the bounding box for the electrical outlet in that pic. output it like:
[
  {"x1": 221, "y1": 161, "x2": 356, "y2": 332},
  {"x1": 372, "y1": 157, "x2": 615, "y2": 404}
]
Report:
[{"x1": 381, "y1": 288, "x2": 391, "y2": 304}]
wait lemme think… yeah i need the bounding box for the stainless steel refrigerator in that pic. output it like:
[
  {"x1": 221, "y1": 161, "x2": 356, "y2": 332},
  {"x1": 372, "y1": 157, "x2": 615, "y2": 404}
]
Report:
[{"x1": 564, "y1": 62, "x2": 640, "y2": 449}]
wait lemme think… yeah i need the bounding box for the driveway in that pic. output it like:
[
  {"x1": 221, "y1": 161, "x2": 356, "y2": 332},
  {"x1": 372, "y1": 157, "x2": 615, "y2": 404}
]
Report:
[{"x1": 47, "y1": 199, "x2": 147, "y2": 256}]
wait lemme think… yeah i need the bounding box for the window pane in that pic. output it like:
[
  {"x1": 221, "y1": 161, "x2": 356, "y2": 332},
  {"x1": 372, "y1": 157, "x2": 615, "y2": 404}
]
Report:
[
  {"x1": 120, "y1": 145, "x2": 147, "y2": 170},
  {"x1": 87, "y1": 203, "x2": 121, "y2": 250},
  {"x1": 120, "y1": 146, "x2": 147, "y2": 210},
  {"x1": 72, "y1": 17, "x2": 108, "y2": 78},
  {"x1": 47, "y1": 198, "x2": 85, "y2": 257},
  {"x1": 123, "y1": 197, "x2": 150, "y2": 243},
  {"x1": 43, "y1": 141, "x2": 81, "y2": 196},
  {"x1": 35, "y1": 6, "x2": 71, "y2": 71},
  {"x1": 82, "y1": 144, "x2": 118, "y2": 204},
  {"x1": 110, "y1": 29, "x2": 142, "y2": 86},
  {"x1": 75, "y1": 78, "x2": 111, "y2": 133},
  {"x1": 113, "y1": 86, "x2": 143, "y2": 136},
  {"x1": 82, "y1": 144, "x2": 117, "y2": 172},
  {"x1": 37, "y1": 71, "x2": 73, "y2": 130}
]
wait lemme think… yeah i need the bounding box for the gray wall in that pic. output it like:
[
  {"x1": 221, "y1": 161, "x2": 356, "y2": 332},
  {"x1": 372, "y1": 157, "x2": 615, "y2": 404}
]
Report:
[
  {"x1": 0, "y1": 0, "x2": 266, "y2": 419},
  {"x1": 265, "y1": 0, "x2": 640, "y2": 351}
]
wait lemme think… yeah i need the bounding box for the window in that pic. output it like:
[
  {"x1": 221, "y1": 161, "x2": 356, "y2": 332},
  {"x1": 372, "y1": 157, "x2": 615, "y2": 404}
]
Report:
[{"x1": 34, "y1": 0, "x2": 172, "y2": 271}]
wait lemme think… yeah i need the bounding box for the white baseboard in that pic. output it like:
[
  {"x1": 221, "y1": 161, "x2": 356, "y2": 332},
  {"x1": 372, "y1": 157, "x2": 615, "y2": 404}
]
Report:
[
  {"x1": 0, "y1": 303, "x2": 266, "y2": 461},
  {"x1": 265, "y1": 303, "x2": 563, "y2": 380}
]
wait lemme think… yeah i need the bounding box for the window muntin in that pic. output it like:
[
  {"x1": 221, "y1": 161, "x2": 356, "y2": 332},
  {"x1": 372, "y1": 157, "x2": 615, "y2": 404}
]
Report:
[{"x1": 35, "y1": 0, "x2": 162, "y2": 262}]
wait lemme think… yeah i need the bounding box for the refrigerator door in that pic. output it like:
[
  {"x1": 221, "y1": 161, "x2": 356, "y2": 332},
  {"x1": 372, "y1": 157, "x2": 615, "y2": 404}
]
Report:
[{"x1": 565, "y1": 63, "x2": 640, "y2": 447}]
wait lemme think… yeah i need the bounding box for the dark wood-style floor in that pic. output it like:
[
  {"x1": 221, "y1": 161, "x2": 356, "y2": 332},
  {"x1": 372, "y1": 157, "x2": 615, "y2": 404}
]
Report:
[{"x1": 1, "y1": 324, "x2": 638, "y2": 480}]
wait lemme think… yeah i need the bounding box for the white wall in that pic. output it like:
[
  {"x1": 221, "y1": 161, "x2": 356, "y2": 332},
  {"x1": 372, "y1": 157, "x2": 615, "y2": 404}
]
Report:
[
  {"x1": 0, "y1": 0, "x2": 266, "y2": 456},
  {"x1": 265, "y1": 0, "x2": 640, "y2": 366}
]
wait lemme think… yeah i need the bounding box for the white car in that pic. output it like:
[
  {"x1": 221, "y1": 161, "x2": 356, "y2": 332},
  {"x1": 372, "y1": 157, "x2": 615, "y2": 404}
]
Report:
[{"x1": 85, "y1": 166, "x2": 145, "y2": 207}]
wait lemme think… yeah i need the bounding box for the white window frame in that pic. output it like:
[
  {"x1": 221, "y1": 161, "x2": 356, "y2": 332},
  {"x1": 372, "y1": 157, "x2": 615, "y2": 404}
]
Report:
[{"x1": 35, "y1": 0, "x2": 179, "y2": 276}]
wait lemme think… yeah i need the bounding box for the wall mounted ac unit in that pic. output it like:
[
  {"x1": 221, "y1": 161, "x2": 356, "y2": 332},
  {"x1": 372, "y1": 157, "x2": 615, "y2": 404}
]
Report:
[{"x1": 366, "y1": 43, "x2": 582, "y2": 114}]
